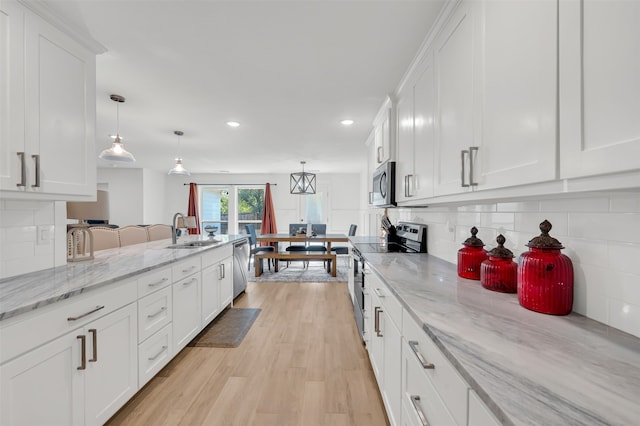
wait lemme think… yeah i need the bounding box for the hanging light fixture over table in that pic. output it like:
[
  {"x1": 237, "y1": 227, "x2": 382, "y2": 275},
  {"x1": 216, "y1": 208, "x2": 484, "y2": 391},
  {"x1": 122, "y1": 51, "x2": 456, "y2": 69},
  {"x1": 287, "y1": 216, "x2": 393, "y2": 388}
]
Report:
[
  {"x1": 98, "y1": 94, "x2": 135, "y2": 163},
  {"x1": 290, "y1": 161, "x2": 316, "y2": 194},
  {"x1": 168, "y1": 130, "x2": 190, "y2": 176}
]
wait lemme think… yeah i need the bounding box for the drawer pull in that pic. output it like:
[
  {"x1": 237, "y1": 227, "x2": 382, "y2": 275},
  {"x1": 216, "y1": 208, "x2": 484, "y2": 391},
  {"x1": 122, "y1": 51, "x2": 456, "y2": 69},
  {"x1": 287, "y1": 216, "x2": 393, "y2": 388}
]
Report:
[
  {"x1": 89, "y1": 329, "x2": 98, "y2": 362},
  {"x1": 374, "y1": 306, "x2": 383, "y2": 337},
  {"x1": 147, "y1": 306, "x2": 167, "y2": 319},
  {"x1": 148, "y1": 345, "x2": 168, "y2": 361},
  {"x1": 374, "y1": 288, "x2": 385, "y2": 298},
  {"x1": 410, "y1": 395, "x2": 430, "y2": 426},
  {"x1": 67, "y1": 305, "x2": 105, "y2": 321},
  {"x1": 408, "y1": 340, "x2": 434, "y2": 369},
  {"x1": 148, "y1": 277, "x2": 168, "y2": 287},
  {"x1": 77, "y1": 335, "x2": 86, "y2": 370},
  {"x1": 183, "y1": 277, "x2": 197, "y2": 286},
  {"x1": 182, "y1": 265, "x2": 197, "y2": 273},
  {"x1": 31, "y1": 154, "x2": 40, "y2": 188}
]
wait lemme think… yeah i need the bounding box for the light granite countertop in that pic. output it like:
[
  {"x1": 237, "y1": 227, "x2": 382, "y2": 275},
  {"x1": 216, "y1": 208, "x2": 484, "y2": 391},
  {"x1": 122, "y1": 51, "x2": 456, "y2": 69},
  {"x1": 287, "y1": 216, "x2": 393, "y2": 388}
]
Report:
[
  {"x1": 359, "y1": 251, "x2": 640, "y2": 426},
  {"x1": 0, "y1": 234, "x2": 248, "y2": 322}
]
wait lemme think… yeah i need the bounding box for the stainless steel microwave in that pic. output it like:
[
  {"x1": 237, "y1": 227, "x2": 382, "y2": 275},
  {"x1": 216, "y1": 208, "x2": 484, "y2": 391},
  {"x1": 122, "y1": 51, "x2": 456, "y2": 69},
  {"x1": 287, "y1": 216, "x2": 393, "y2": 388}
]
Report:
[{"x1": 371, "y1": 161, "x2": 396, "y2": 207}]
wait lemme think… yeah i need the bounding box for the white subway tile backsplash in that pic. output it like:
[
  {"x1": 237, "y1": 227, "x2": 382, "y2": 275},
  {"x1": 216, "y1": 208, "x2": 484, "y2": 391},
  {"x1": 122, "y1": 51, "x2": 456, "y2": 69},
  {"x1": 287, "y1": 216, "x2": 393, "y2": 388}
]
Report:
[
  {"x1": 515, "y1": 212, "x2": 568, "y2": 237},
  {"x1": 5, "y1": 226, "x2": 37, "y2": 242},
  {"x1": 607, "y1": 243, "x2": 640, "y2": 275},
  {"x1": 569, "y1": 213, "x2": 640, "y2": 243},
  {"x1": 34, "y1": 203, "x2": 55, "y2": 224},
  {"x1": 572, "y1": 264, "x2": 609, "y2": 323},
  {"x1": 496, "y1": 201, "x2": 540, "y2": 212},
  {"x1": 562, "y1": 237, "x2": 608, "y2": 269},
  {"x1": 540, "y1": 197, "x2": 609, "y2": 213},
  {"x1": 2, "y1": 242, "x2": 34, "y2": 260},
  {"x1": 607, "y1": 299, "x2": 640, "y2": 338},
  {"x1": 480, "y1": 212, "x2": 515, "y2": 231},
  {"x1": 609, "y1": 192, "x2": 640, "y2": 213},
  {"x1": 605, "y1": 271, "x2": 640, "y2": 307},
  {"x1": 1, "y1": 209, "x2": 35, "y2": 226}
]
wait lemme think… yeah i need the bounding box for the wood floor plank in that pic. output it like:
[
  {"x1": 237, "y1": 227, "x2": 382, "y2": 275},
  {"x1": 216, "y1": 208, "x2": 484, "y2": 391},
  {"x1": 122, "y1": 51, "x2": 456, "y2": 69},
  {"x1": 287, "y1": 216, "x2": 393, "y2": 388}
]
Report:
[{"x1": 106, "y1": 281, "x2": 388, "y2": 426}]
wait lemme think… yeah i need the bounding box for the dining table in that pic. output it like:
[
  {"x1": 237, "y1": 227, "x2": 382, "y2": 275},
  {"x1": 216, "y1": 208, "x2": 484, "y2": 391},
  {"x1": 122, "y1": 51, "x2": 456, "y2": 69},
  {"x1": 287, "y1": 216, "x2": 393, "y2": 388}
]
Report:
[{"x1": 254, "y1": 233, "x2": 349, "y2": 276}]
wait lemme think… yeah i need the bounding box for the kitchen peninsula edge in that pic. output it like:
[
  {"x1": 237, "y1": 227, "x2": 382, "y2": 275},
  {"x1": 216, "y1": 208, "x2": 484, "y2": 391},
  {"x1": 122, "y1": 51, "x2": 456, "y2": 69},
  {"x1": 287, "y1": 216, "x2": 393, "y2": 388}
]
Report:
[
  {"x1": 0, "y1": 235, "x2": 248, "y2": 322},
  {"x1": 359, "y1": 250, "x2": 640, "y2": 425}
]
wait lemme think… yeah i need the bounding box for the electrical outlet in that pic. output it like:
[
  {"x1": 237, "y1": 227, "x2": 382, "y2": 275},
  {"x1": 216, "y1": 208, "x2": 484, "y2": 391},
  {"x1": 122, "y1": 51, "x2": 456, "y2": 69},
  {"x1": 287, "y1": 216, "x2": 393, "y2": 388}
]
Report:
[{"x1": 37, "y1": 225, "x2": 50, "y2": 245}]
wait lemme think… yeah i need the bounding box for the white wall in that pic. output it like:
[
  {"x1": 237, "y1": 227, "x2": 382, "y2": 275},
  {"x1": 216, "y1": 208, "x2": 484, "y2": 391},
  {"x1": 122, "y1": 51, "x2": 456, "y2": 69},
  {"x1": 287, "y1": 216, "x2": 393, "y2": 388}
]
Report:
[
  {"x1": 142, "y1": 169, "x2": 167, "y2": 224},
  {"x1": 97, "y1": 168, "x2": 144, "y2": 225},
  {"x1": 382, "y1": 190, "x2": 640, "y2": 338}
]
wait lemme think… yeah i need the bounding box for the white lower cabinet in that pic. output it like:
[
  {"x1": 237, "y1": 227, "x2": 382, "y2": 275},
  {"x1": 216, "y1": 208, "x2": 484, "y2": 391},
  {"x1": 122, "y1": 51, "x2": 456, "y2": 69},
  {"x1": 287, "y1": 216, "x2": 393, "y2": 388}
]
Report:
[
  {"x1": 0, "y1": 302, "x2": 138, "y2": 426},
  {"x1": 364, "y1": 264, "x2": 403, "y2": 426},
  {"x1": 201, "y1": 245, "x2": 233, "y2": 326},
  {"x1": 468, "y1": 390, "x2": 500, "y2": 426},
  {"x1": 138, "y1": 323, "x2": 172, "y2": 387},
  {"x1": 172, "y1": 271, "x2": 202, "y2": 352}
]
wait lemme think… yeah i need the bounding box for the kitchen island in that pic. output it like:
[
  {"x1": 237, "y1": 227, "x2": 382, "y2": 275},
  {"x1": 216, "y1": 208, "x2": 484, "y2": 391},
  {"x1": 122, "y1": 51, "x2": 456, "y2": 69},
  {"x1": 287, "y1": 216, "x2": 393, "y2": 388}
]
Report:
[{"x1": 355, "y1": 245, "x2": 640, "y2": 425}]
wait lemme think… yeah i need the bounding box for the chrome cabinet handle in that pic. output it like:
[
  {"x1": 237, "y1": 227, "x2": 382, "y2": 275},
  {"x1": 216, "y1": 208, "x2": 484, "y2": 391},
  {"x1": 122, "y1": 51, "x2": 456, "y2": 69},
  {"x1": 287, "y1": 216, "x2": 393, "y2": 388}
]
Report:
[
  {"x1": 408, "y1": 340, "x2": 435, "y2": 369},
  {"x1": 183, "y1": 277, "x2": 197, "y2": 286},
  {"x1": 374, "y1": 307, "x2": 383, "y2": 337},
  {"x1": 77, "y1": 335, "x2": 86, "y2": 370},
  {"x1": 31, "y1": 154, "x2": 40, "y2": 188},
  {"x1": 377, "y1": 146, "x2": 383, "y2": 163},
  {"x1": 410, "y1": 395, "x2": 430, "y2": 426},
  {"x1": 16, "y1": 152, "x2": 26, "y2": 187},
  {"x1": 374, "y1": 288, "x2": 385, "y2": 298},
  {"x1": 67, "y1": 305, "x2": 105, "y2": 321},
  {"x1": 148, "y1": 277, "x2": 168, "y2": 287},
  {"x1": 219, "y1": 263, "x2": 225, "y2": 280},
  {"x1": 147, "y1": 306, "x2": 167, "y2": 319},
  {"x1": 404, "y1": 175, "x2": 408, "y2": 197},
  {"x1": 461, "y1": 150, "x2": 469, "y2": 187},
  {"x1": 182, "y1": 265, "x2": 197, "y2": 273},
  {"x1": 89, "y1": 329, "x2": 98, "y2": 362},
  {"x1": 368, "y1": 191, "x2": 373, "y2": 204},
  {"x1": 469, "y1": 146, "x2": 478, "y2": 186},
  {"x1": 406, "y1": 174, "x2": 414, "y2": 197},
  {"x1": 148, "y1": 345, "x2": 168, "y2": 361}
]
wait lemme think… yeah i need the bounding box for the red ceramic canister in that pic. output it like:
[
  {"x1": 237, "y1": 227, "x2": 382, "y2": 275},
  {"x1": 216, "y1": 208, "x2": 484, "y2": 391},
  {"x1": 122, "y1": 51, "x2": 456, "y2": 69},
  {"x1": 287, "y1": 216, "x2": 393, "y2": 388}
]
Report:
[
  {"x1": 517, "y1": 220, "x2": 574, "y2": 315},
  {"x1": 481, "y1": 234, "x2": 517, "y2": 293},
  {"x1": 457, "y1": 227, "x2": 487, "y2": 280}
]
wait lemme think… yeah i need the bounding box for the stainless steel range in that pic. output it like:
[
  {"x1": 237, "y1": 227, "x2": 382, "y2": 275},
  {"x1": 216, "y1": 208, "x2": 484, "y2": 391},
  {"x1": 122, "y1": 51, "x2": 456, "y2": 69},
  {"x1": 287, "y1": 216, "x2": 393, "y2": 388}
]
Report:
[{"x1": 351, "y1": 222, "x2": 427, "y2": 341}]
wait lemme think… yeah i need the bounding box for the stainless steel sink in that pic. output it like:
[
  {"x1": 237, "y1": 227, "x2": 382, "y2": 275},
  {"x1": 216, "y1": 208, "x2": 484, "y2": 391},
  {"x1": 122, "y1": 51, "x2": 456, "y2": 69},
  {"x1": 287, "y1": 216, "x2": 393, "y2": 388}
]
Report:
[{"x1": 166, "y1": 239, "x2": 220, "y2": 249}]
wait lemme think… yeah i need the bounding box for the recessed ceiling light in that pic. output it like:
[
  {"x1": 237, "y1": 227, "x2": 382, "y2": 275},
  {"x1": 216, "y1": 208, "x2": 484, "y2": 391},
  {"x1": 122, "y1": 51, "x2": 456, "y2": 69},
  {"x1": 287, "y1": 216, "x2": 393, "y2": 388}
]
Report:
[
  {"x1": 226, "y1": 121, "x2": 240, "y2": 128},
  {"x1": 340, "y1": 119, "x2": 354, "y2": 126}
]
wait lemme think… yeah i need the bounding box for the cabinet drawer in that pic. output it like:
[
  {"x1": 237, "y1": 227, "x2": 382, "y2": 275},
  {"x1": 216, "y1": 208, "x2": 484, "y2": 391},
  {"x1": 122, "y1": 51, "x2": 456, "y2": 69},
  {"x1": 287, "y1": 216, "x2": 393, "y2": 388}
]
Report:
[
  {"x1": 402, "y1": 310, "x2": 469, "y2": 426},
  {"x1": 138, "y1": 323, "x2": 172, "y2": 387},
  {"x1": 201, "y1": 244, "x2": 233, "y2": 268},
  {"x1": 138, "y1": 286, "x2": 172, "y2": 343},
  {"x1": 374, "y1": 281, "x2": 403, "y2": 331},
  {"x1": 403, "y1": 337, "x2": 457, "y2": 426},
  {"x1": 137, "y1": 267, "x2": 172, "y2": 298},
  {"x1": 0, "y1": 280, "x2": 137, "y2": 364},
  {"x1": 172, "y1": 257, "x2": 201, "y2": 282}
]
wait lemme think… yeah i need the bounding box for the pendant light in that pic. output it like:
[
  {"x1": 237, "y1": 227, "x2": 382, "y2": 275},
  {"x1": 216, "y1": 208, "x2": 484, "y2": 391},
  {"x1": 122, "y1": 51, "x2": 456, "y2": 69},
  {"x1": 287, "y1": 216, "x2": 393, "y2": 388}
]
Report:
[
  {"x1": 98, "y1": 94, "x2": 135, "y2": 162},
  {"x1": 168, "y1": 130, "x2": 190, "y2": 176},
  {"x1": 290, "y1": 161, "x2": 316, "y2": 194}
]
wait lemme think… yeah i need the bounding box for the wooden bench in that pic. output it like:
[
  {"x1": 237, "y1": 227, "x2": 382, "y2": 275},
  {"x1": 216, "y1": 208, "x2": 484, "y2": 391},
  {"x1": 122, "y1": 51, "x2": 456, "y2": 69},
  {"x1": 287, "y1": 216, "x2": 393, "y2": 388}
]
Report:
[{"x1": 255, "y1": 251, "x2": 337, "y2": 277}]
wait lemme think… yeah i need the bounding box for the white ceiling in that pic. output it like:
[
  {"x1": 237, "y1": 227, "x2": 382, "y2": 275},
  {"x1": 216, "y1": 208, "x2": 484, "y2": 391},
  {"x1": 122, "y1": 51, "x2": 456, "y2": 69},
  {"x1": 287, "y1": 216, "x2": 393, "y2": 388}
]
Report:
[{"x1": 48, "y1": 0, "x2": 445, "y2": 175}]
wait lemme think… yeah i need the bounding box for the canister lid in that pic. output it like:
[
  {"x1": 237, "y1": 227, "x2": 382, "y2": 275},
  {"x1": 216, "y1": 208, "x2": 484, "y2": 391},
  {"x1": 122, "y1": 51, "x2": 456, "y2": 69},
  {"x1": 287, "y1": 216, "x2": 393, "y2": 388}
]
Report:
[
  {"x1": 526, "y1": 220, "x2": 564, "y2": 249},
  {"x1": 487, "y1": 234, "x2": 514, "y2": 258},
  {"x1": 463, "y1": 226, "x2": 485, "y2": 247}
]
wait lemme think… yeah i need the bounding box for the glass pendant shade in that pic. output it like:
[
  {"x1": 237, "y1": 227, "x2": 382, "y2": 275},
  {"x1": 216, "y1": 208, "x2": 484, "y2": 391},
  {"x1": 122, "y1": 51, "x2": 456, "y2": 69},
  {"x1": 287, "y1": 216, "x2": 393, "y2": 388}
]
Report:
[
  {"x1": 99, "y1": 135, "x2": 135, "y2": 162},
  {"x1": 99, "y1": 94, "x2": 135, "y2": 163},
  {"x1": 290, "y1": 161, "x2": 316, "y2": 194},
  {"x1": 168, "y1": 158, "x2": 190, "y2": 176},
  {"x1": 168, "y1": 130, "x2": 189, "y2": 176}
]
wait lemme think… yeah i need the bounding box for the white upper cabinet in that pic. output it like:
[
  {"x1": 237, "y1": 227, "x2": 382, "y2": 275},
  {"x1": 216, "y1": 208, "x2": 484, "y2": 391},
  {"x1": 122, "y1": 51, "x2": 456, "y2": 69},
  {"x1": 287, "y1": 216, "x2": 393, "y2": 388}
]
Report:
[
  {"x1": 559, "y1": 0, "x2": 640, "y2": 178},
  {"x1": 475, "y1": 0, "x2": 557, "y2": 189},
  {"x1": 396, "y1": 54, "x2": 435, "y2": 203},
  {"x1": 433, "y1": 1, "x2": 476, "y2": 196},
  {"x1": 0, "y1": 0, "x2": 98, "y2": 200},
  {"x1": 434, "y1": 0, "x2": 557, "y2": 196},
  {"x1": 373, "y1": 97, "x2": 395, "y2": 166}
]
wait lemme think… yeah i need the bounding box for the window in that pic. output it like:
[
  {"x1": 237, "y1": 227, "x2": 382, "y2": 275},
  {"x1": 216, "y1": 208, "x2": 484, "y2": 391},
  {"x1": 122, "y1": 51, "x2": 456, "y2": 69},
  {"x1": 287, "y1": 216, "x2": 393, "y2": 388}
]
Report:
[
  {"x1": 238, "y1": 187, "x2": 265, "y2": 234},
  {"x1": 200, "y1": 187, "x2": 229, "y2": 234}
]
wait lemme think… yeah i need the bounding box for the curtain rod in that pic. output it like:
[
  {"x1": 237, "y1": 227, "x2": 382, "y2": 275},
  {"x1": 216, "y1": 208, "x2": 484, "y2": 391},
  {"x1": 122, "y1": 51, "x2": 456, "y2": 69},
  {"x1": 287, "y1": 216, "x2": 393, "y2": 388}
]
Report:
[{"x1": 183, "y1": 183, "x2": 277, "y2": 186}]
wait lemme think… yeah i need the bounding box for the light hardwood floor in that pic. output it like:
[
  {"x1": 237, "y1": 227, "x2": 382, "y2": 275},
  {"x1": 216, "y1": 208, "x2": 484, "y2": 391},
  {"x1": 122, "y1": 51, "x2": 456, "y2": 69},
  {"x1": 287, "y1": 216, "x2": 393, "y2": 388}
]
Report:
[{"x1": 107, "y1": 281, "x2": 389, "y2": 426}]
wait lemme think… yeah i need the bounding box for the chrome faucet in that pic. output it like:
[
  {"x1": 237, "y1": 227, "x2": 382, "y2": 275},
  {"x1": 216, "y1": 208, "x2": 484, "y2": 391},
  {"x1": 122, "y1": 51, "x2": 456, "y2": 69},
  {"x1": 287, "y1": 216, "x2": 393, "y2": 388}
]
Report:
[{"x1": 172, "y1": 212, "x2": 186, "y2": 244}]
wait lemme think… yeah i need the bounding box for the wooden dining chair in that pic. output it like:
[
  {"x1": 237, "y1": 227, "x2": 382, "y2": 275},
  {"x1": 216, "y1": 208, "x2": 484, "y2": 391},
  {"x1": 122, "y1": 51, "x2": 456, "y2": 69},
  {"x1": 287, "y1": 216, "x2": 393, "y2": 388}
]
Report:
[{"x1": 245, "y1": 224, "x2": 275, "y2": 271}]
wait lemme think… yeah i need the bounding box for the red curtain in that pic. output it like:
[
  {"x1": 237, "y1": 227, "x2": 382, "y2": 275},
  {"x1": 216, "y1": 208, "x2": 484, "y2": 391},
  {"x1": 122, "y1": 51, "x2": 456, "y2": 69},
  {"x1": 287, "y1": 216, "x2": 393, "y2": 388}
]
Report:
[
  {"x1": 187, "y1": 182, "x2": 200, "y2": 235},
  {"x1": 260, "y1": 183, "x2": 277, "y2": 246}
]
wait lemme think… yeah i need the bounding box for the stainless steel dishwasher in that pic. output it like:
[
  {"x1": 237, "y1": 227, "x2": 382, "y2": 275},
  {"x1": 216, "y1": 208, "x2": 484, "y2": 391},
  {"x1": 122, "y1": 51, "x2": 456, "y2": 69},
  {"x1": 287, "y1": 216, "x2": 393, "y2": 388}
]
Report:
[{"x1": 232, "y1": 238, "x2": 249, "y2": 299}]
